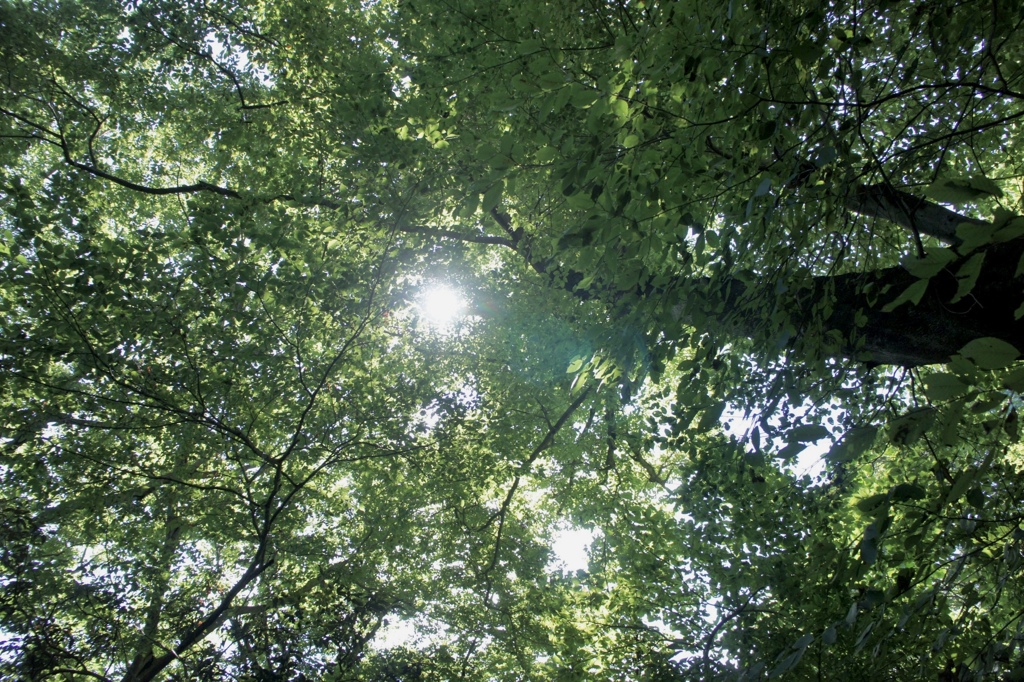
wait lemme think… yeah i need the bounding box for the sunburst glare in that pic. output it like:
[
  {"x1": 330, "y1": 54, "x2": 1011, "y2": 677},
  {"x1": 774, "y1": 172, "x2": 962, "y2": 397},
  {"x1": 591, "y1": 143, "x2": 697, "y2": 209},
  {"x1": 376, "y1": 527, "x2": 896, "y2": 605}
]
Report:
[{"x1": 418, "y1": 284, "x2": 465, "y2": 327}]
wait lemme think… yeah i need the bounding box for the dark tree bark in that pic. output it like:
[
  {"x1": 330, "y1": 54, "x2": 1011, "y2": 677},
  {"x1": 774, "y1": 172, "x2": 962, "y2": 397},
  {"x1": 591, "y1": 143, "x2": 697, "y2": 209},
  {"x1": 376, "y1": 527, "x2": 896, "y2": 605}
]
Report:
[
  {"x1": 818, "y1": 241, "x2": 1024, "y2": 366},
  {"x1": 490, "y1": 189, "x2": 1024, "y2": 369},
  {"x1": 686, "y1": 188, "x2": 1023, "y2": 367},
  {"x1": 845, "y1": 184, "x2": 988, "y2": 246},
  {"x1": 693, "y1": 240, "x2": 1024, "y2": 367}
]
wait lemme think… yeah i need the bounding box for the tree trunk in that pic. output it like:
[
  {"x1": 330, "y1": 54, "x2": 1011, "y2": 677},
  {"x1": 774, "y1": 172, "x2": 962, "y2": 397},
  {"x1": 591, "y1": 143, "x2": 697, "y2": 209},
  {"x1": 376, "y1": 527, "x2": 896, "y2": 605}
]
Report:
[
  {"x1": 691, "y1": 239, "x2": 1024, "y2": 367},
  {"x1": 820, "y1": 242, "x2": 1024, "y2": 366},
  {"x1": 498, "y1": 188, "x2": 1024, "y2": 369}
]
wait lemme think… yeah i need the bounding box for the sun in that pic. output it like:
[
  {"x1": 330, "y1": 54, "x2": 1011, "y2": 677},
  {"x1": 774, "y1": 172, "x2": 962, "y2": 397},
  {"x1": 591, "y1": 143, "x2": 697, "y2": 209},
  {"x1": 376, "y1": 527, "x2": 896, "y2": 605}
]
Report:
[{"x1": 418, "y1": 285, "x2": 465, "y2": 327}]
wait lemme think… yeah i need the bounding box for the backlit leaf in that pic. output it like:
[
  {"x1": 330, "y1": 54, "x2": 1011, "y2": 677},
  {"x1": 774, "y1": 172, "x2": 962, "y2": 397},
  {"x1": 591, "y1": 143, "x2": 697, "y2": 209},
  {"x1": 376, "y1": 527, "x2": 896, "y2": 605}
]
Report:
[{"x1": 960, "y1": 337, "x2": 1021, "y2": 370}]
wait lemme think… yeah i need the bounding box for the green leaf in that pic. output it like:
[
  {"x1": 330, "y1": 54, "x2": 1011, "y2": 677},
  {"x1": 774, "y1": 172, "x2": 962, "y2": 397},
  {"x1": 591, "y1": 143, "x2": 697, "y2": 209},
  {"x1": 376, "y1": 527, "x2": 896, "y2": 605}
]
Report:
[
  {"x1": 861, "y1": 524, "x2": 880, "y2": 565},
  {"x1": 482, "y1": 182, "x2": 504, "y2": 212},
  {"x1": 789, "y1": 424, "x2": 830, "y2": 442},
  {"x1": 880, "y1": 279, "x2": 927, "y2": 313},
  {"x1": 903, "y1": 248, "x2": 957, "y2": 279},
  {"x1": 537, "y1": 70, "x2": 566, "y2": 90},
  {"x1": 960, "y1": 337, "x2": 1021, "y2": 370},
  {"x1": 993, "y1": 216, "x2": 1024, "y2": 243},
  {"x1": 517, "y1": 38, "x2": 543, "y2": 55},
  {"x1": 965, "y1": 488, "x2": 986, "y2": 508},
  {"x1": 891, "y1": 483, "x2": 926, "y2": 501},
  {"x1": 854, "y1": 622, "x2": 875, "y2": 651},
  {"x1": 610, "y1": 98, "x2": 629, "y2": 123},
  {"x1": 557, "y1": 222, "x2": 600, "y2": 249},
  {"x1": 535, "y1": 146, "x2": 558, "y2": 163},
  {"x1": 950, "y1": 252, "x2": 985, "y2": 304},
  {"x1": 777, "y1": 442, "x2": 807, "y2": 461},
  {"x1": 887, "y1": 408, "x2": 936, "y2": 446},
  {"x1": 827, "y1": 426, "x2": 878, "y2": 463},
  {"x1": 792, "y1": 42, "x2": 824, "y2": 64},
  {"x1": 757, "y1": 120, "x2": 777, "y2": 140},
  {"x1": 697, "y1": 401, "x2": 727, "y2": 432},
  {"x1": 822, "y1": 626, "x2": 837, "y2": 645},
  {"x1": 460, "y1": 191, "x2": 481, "y2": 218},
  {"x1": 924, "y1": 176, "x2": 1003, "y2": 204},
  {"x1": 622, "y1": 134, "x2": 639, "y2": 148},
  {"x1": 923, "y1": 373, "x2": 969, "y2": 401},
  {"x1": 856, "y1": 493, "x2": 889, "y2": 513},
  {"x1": 566, "y1": 356, "x2": 586, "y2": 373},
  {"x1": 1001, "y1": 366, "x2": 1024, "y2": 392},
  {"x1": 814, "y1": 145, "x2": 837, "y2": 167},
  {"x1": 570, "y1": 86, "x2": 600, "y2": 108},
  {"x1": 946, "y1": 470, "x2": 977, "y2": 505},
  {"x1": 768, "y1": 650, "x2": 803, "y2": 678},
  {"x1": 956, "y1": 223, "x2": 996, "y2": 252}
]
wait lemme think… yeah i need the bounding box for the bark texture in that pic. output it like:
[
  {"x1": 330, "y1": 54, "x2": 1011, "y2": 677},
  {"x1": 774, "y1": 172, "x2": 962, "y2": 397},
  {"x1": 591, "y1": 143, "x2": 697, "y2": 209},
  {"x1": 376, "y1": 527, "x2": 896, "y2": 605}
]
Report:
[
  {"x1": 846, "y1": 184, "x2": 988, "y2": 246},
  {"x1": 497, "y1": 188, "x2": 1024, "y2": 369}
]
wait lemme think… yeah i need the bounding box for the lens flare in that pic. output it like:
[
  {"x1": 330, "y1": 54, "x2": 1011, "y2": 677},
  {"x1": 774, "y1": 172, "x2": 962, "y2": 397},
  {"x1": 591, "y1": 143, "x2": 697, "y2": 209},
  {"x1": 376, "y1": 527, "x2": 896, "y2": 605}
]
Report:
[{"x1": 418, "y1": 285, "x2": 464, "y2": 327}]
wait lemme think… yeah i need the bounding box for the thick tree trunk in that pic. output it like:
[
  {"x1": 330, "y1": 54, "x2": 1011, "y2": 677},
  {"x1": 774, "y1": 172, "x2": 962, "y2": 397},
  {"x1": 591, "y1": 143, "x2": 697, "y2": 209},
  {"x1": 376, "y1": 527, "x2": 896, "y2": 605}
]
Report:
[
  {"x1": 835, "y1": 185, "x2": 1022, "y2": 365},
  {"x1": 502, "y1": 188, "x2": 1024, "y2": 369},
  {"x1": 820, "y1": 242, "x2": 1024, "y2": 366},
  {"x1": 668, "y1": 239, "x2": 1024, "y2": 368}
]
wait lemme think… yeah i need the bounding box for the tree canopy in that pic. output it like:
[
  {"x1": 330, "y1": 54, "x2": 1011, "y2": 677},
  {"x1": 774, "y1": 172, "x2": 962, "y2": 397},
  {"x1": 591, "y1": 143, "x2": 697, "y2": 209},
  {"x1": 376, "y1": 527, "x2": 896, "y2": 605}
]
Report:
[{"x1": 2, "y1": 0, "x2": 1024, "y2": 679}]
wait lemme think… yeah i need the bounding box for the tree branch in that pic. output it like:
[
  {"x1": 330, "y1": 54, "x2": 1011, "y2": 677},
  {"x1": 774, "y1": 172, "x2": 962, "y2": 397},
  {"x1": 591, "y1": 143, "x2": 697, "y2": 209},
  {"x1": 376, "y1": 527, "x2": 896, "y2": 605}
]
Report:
[
  {"x1": 124, "y1": 551, "x2": 275, "y2": 682},
  {"x1": 396, "y1": 224, "x2": 515, "y2": 247},
  {"x1": 846, "y1": 183, "x2": 988, "y2": 246},
  {"x1": 481, "y1": 387, "x2": 593, "y2": 583},
  {"x1": 61, "y1": 149, "x2": 242, "y2": 199}
]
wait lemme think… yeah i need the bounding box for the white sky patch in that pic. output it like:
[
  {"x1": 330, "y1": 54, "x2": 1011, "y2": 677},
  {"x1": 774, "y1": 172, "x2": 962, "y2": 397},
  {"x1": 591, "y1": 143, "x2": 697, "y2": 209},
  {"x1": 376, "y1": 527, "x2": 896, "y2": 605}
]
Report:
[
  {"x1": 793, "y1": 439, "x2": 831, "y2": 479},
  {"x1": 548, "y1": 526, "x2": 600, "y2": 573},
  {"x1": 723, "y1": 407, "x2": 829, "y2": 480},
  {"x1": 376, "y1": 618, "x2": 419, "y2": 650},
  {"x1": 374, "y1": 614, "x2": 450, "y2": 651},
  {"x1": 417, "y1": 285, "x2": 465, "y2": 328},
  {"x1": 392, "y1": 74, "x2": 413, "y2": 98}
]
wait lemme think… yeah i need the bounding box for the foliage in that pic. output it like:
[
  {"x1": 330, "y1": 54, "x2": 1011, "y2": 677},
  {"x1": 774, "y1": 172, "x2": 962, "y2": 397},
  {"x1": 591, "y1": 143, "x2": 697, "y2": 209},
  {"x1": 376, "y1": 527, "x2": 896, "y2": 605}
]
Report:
[{"x1": 2, "y1": 0, "x2": 1024, "y2": 680}]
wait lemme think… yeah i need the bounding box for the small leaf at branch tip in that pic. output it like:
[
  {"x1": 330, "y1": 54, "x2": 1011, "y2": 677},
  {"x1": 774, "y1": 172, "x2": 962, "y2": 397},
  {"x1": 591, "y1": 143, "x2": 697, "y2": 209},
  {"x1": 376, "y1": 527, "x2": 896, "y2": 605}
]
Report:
[{"x1": 880, "y1": 279, "x2": 927, "y2": 313}]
